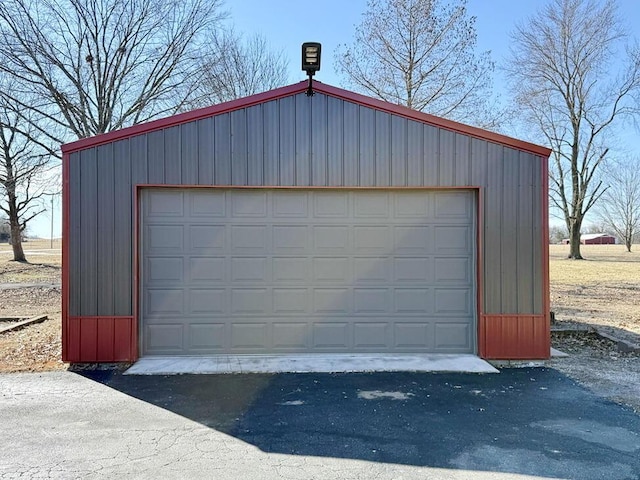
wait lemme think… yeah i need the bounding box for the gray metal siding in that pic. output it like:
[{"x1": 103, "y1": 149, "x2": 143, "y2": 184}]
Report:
[{"x1": 67, "y1": 91, "x2": 544, "y2": 318}]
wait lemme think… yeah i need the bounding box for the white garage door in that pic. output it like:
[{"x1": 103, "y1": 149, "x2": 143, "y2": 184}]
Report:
[{"x1": 140, "y1": 189, "x2": 476, "y2": 355}]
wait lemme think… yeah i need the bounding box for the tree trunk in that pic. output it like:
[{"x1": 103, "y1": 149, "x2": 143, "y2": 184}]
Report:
[
  {"x1": 9, "y1": 221, "x2": 25, "y2": 262},
  {"x1": 7, "y1": 189, "x2": 26, "y2": 262},
  {"x1": 568, "y1": 220, "x2": 583, "y2": 259},
  {"x1": 626, "y1": 238, "x2": 632, "y2": 253}
]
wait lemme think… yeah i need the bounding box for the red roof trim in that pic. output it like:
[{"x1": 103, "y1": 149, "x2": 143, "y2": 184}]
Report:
[{"x1": 61, "y1": 81, "x2": 551, "y2": 157}]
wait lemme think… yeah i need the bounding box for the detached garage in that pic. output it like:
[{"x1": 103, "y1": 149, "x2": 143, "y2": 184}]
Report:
[{"x1": 61, "y1": 81, "x2": 551, "y2": 364}]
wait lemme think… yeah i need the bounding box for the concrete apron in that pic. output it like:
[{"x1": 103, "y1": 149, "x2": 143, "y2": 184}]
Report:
[{"x1": 124, "y1": 353, "x2": 499, "y2": 375}]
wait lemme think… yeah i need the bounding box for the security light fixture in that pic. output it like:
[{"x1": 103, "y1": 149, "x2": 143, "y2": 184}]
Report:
[{"x1": 302, "y1": 42, "x2": 321, "y2": 96}]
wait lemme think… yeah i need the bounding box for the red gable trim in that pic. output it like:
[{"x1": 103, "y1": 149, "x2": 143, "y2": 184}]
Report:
[{"x1": 61, "y1": 81, "x2": 551, "y2": 157}]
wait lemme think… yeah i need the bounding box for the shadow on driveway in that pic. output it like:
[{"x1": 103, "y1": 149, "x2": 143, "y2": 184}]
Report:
[{"x1": 79, "y1": 367, "x2": 640, "y2": 479}]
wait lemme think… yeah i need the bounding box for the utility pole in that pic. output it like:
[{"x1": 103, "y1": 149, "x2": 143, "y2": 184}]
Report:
[{"x1": 50, "y1": 195, "x2": 54, "y2": 249}]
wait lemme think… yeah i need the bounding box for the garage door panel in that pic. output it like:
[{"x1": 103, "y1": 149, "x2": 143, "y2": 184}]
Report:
[
  {"x1": 354, "y1": 288, "x2": 391, "y2": 313},
  {"x1": 312, "y1": 323, "x2": 350, "y2": 348},
  {"x1": 313, "y1": 288, "x2": 352, "y2": 314},
  {"x1": 313, "y1": 193, "x2": 348, "y2": 217},
  {"x1": 353, "y1": 257, "x2": 390, "y2": 283},
  {"x1": 231, "y1": 288, "x2": 270, "y2": 314},
  {"x1": 273, "y1": 288, "x2": 309, "y2": 314},
  {"x1": 313, "y1": 225, "x2": 350, "y2": 251},
  {"x1": 189, "y1": 323, "x2": 226, "y2": 350},
  {"x1": 189, "y1": 225, "x2": 226, "y2": 250},
  {"x1": 354, "y1": 226, "x2": 390, "y2": 251},
  {"x1": 313, "y1": 257, "x2": 350, "y2": 282},
  {"x1": 394, "y1": 288, "x2": 432, "y2": 314},
  {"x1": 190, "y1": 191, "x2": 226, "y2": 217},
  {"x1": 188, "y1": 257, "x2": 226, "y2": 282},
  {"x1": 434, "y1": 288, "x2": 472, "y2": 314},
  {"x1": 142, "y1": 189, "x2": 476, "y2": 355},
  {"x1": 230, "y1": 191, "x2": 267, "y2": 216},
  {"x1": 147, "y1": 257, "x2": 183, "y2": 282},
  {"x1": 147, "y1": 225, "x2": 183, "y2": 250},
  {"x1": 394, "y1": 258, "x2": 432, "y2": 282},
  {"x1": 230, "y1": 257, "x2": 267, "y2": 282},
  {"x1": 394, "y1": 323, "x2": 434, "y2": 349},
  {"x1": 354, "y1": 193, "x2": 389, "y2": 217},
  {"x1": 434, "y1": 257, "x2": 472, "y2": 282},
  {"x1": 393, "y1": 226, "x2": 432, "y2": 252},
  {"x1": 189, "y1": 288, "x2": 226, "y2": 314},
  {"x1": 146, "y1": 289, "x2": 184, "y2": 315},
  {"x1": 231, "y1": 323, "x2": 268, "y2": 348},
  {"x1": 146, "y1": 324, "x2": 183, "y2": 352},
  {"x1": 354, "y1": 323, "x2": 389, "y2": 348},
  {"x1": 394, "y1": 194, "x2": 431, "y2": 218},
  {"x1": 273, "y1": 323, "x2": 309, "y2": 348},
  {"x1": 273, "y1": 225, "x2": 308, "y2": 252},
  {"x1": 272, "y1": 257, "x2": 309, "y2": 282},
  {"x1": 434, "y1": 225, "x2": 471, "y2": 253},
  {"x1": 273, "y1": 192, "x2": 308, "y2": 217},
  {"x1": 230, "y1": 225, "x2": 268, "y2": 252},
  {"x1": 434, "y1": 322, "x2": 471, "y2": 350}
]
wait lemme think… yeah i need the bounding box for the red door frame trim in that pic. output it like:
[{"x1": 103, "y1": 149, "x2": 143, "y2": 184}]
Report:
[{"x1": 134, "y1": 185, "x2": 485, "y2": 358}]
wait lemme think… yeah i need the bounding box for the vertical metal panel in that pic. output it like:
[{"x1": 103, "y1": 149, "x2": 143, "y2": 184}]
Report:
[
  {"x1": 532, "y1": 155, "x2": 543, "y2": 315},
  {"x1": 517, "y1": 151, "x2": 534, "y2": 313},
  {"x1": 147, "y1": 130, "x2": 165, "y2": 183},
  {"x1": 113, "y1": 139, "x2": 132, "y2": 316},
  {"x1": 263, "y1": 100, "x2": 279, "y2": 185},
  {"x1": 439, "y1": 130, "x2": 455, "y2": 186},
  {"x1": 294, "y1": 94, "x2": 311, "y2": 186},
  {"x1": 455, "y1": 133, "x2": 470, "y2": 186},
  {"x1": 470, "y1": 138, "x2": 488, "y2": 186},
  {"x1": 97, "y1": 143, "x2": 114, "y2": 316},
  {"x1": 279, "y1": 97, "x2": 296, "y2": 185},
  {"x1": 359, "y1": 106, "x2": 375, "y2": 186},
  {"x1": 130, "y1": 135, "x2": 148, "y2": 185},
  {"x1": 247, "y1": 104, "x2": 264, "y2": 185},
  {"x1": 423, "y1": 125, "x2": 439, "y2": 185},
  {"x1": 181, "y1": 122, "x2": 198, "y2": 184},
  {"x1": 374, "y1": 111, "x2": 390, "y2": 186},
  {"x1": 197, "y1": 118, "x2": 214, "y2": 184},
  {"x1": 342, "y1": 101, "x2": 359, "y2": 186},
  {"x1": 484, "y1": 143, "x2": 503, "y2": 313},
  {"x1": 327, "y1": 96, "x2": 344, "y2": 186},
  {"x1": 214, "y1": 113, "x2": 231, "y2": 184},
  {"x1": 231, "y1": 109, "x2": 248, "y2": 185},
  {"x1": 311, "y1": 95, "x2": 328, "y2": 185},
  {"x1": 69, "y1": 153, "x2": 82, "y2": 316},
  {"x1": 501, "y1": 147, "x2": 519, "y2": 313},
  {"x1": 164, "y1": 126, "x2": 181, "y2": 184},
  {"x1": 390, "y1": 116, "x2": 407, "y2": 186},
  {"x1": 79, "y1": 148, "x2": 98, "y2": 315},
  {"x1": 407, "y1": 120, "x2": 423, "y2": 186}
]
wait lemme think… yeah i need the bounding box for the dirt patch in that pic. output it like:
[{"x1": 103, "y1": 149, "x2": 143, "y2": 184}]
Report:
[
  {"x1": 0, "y1": 286, "x2": 61, "y2": 317},
  {"x1": 0, "y1": 314, "x2": 65, "y2": 373}
]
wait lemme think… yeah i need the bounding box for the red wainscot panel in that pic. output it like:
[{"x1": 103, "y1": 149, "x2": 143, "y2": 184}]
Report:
[
  {"x1": 63, "y1": 317, "x2": 137, "y2": 362},
  {"x1": 480, "y1": 314, "x2": 550, "y2": 360}
]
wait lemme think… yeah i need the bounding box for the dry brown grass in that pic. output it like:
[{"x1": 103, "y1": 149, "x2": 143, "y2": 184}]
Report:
[
  {"x1": 550, "y1": 244, "x2": 640, "y2": 284},
  {"x1": 0, "y1": 240, "x2": 61, "y2": 284},
  {"x1": 550, "y1": 244, "x2": 640, "y2": 341}
]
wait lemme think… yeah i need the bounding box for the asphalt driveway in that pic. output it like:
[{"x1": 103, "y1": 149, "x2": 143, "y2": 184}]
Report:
[{"x1": 1, "y1": 368, "x2": 639, "y2": 479}]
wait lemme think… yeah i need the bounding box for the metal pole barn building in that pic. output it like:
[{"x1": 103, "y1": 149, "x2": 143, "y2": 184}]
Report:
[{"x1": 61, "y1": 81, "x2": 551, "y2": 364}]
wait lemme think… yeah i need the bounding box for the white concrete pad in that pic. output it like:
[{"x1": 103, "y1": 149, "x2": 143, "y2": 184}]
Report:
[
  {"x1": 124, "y1": 354, "x2": 499, "y2": 375},
  {"x1": 551, "y1": 347, "x2": 570, "y2": 358}
]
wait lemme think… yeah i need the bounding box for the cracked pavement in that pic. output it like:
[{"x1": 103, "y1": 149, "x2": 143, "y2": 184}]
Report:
[{"x1": 1, "y1": 368, "x2": 640, "y2": 479}]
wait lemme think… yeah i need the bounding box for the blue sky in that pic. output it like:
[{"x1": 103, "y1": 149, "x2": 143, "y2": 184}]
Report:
[{"x1": 29, "y1": 0, "x2": 640, "y2": 238}]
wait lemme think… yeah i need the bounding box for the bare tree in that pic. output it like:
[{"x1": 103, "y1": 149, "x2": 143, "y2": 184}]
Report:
[
  {"x1": 596, "y1": 159, "x2": 640, "y2": 252},
  {"x1": 0, "y1": 105, "x2": 54, "y2": 262},
  {"x1": 192, "y1": 30, "x2": 289, "y2": 106},
  {"x1": 506, "y1": 0, "x2": 640, "y2": 259},
  {"x1": 334, "y1": 0, "x2": 499, "y2": 127},
  {"x1": 0, "y1": 0, "x2": 226, "y2": 146}
]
